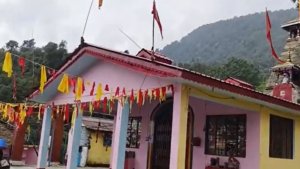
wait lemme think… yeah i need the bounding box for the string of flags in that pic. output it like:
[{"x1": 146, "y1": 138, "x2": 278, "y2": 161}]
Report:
[
  {"x1": 1, "y1": 51, "x2": 175, "y2": 127},
  {"x1": 0, "y1": 83, "x2": 173, "y2": 127}
]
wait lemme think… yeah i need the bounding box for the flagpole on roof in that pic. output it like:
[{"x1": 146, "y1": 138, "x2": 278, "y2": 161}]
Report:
[
  {"x1": 151, "y1": 0, "x2": 163, "y2": 58},
  {"x1": 82, "y1": 0, "x2": 95, "y2": 40},
  {"x1": 152, "y1": 0, "x2": 155, "y2": 55}
]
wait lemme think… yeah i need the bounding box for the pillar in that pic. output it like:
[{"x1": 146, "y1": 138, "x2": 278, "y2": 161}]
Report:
[
  {"x1": 169, "y1": 84, "x2": 190, "y2": 169},
  {"x1": 66, "y1": 105, "x2": 83, "y2": 169},
  {"x1": 36, "y1": 107, "x2": 52, "y2": 169},
  {"x1": 10, "y1": 118, "x2": 28, "y2": 165},
  {"x1": 109, "y1": 115, "x2": 117, "y2": 167},
  {"x1": 50, "y1": 111, "x2": 64, "y2": 164},
  {"x1": 110, "y1": 102, "x2": 130, "y2": 169}
]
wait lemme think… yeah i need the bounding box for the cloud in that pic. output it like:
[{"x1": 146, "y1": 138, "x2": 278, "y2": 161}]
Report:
[{"x1": 0, "y1": 0, "x2": 294, "y2": 54}]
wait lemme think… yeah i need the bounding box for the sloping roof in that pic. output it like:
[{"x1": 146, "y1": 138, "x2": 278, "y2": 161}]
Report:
[
  {"x1": 281, "y1": 18, "x2": 300, "y2": 31},
  {"x1": 272, "y1": 61, "x2": 300, "y2": 71},
  {"x1": 82, "y1": 117, "x2": 113, "y2": 132},
  {"x1": 225, "y1": 77, "x2": 254, "y2": 88},
  {"x1": 29, "y1": 42, "x2": 300, "y2": 113}
]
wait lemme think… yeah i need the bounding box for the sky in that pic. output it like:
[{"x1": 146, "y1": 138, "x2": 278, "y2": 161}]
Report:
[{"x1": 0, "y1": 0, "x2": 295, "y2": 55}]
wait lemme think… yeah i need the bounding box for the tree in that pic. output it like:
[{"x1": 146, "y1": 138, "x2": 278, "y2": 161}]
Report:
[
  {"x1": 0, "y1": 39, "x2": 69, "y2": 102},
  {"x1": 5, "y1": 40, "x2": 19, "y2": 51},
  {"x1": 209, "y1": 58, "x2": 264, "y2": 87},
  {"x1": 20, "y1": 39, "x2": 35, "y2": 52},
  {"x1": 179, "y1": 57, "x2": 265, "y2": 89}
]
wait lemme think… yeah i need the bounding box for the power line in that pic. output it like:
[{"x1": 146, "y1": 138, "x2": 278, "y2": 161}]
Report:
[{"x1": 117, "y1": 27, "x2": 142, "y2": 50}]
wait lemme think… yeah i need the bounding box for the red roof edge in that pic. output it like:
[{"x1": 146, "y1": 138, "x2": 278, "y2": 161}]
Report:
[{"x1": 181, "y1": 70, "x2": 300, "y2": 111}]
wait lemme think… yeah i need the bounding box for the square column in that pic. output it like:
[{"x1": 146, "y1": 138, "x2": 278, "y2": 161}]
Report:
[
  {"x1": 66, "y1": 105, "x2": 83, "y2": 169},
  {"x1": 110, "y1": 102, "x2": 130, "y2": 169},
  {"x1": 10, "y1": 118, "x2": 27, "y2": 165},
  {"x1": 50, "y1": 111, "x2": 64, "y2": 164},
  {"x1": 36, "y1": 107, "x2": 52, "y2": 169},
  {"x1": 169, "y1": 84, "x2": 190, "y2": 169}
]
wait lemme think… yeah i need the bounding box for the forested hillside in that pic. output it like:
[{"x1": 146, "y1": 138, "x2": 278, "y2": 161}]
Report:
[
  {"x1": 0, "y1": 39, "x2": 68, "y2": 102},
  {"x1": 160, "y1": 9, "x2": 298, "y2": 70}
]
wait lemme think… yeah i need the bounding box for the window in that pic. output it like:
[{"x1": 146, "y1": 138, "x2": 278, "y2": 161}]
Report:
[
  {"x1": 126, "y1": 117, "x2": 142, "y2": 148},
  {"x1": 205, "y1": 114, "x2": 246, "y2": 157},
  {"x1": 269, "y1": 115, "x2": 293, "y2": 159}
]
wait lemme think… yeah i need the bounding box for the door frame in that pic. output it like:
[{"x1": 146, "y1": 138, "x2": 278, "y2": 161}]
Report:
[{"x1": 146, "y1": 99, "x2": 194, "y2": 169}]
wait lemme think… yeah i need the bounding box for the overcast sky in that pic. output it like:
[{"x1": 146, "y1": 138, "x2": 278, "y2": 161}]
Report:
[{"x1": 0, "y1": 0, "x2": 294, "y2": 54}]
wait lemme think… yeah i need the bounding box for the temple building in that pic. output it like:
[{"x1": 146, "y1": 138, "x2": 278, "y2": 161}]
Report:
[
  {"x1": 266, "y1": 18, "x2": 300, "y2": 103},
  {"x1": 4, "y1": 13, "x2": 300, "y2": 169}
]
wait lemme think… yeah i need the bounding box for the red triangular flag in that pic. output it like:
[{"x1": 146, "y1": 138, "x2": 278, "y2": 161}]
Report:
[
  {"x1": 152, "y1": 1, "x2": 163, "y2": 39},
  {"x1": 26, "y1": 107, "x2": 33, "y2": 116},
  {"x1": 265, "y1": 9, "x2": 284, "y2": 64},
  {"x1": 115, "y1": 87, "x2": 120, "y2": 96},
  {"x1": 138, "y1": 89, "x2": 143, "y2": 107},
  {"x1": 90, "y1": 82, "x2": 95, "y2": 96},
  {"x1": 18, "y1": 57, "x2": 26, "y2": 77},
  {"x1": 105, "y1": 84, "x2": 109, "y2": 91},
  {"x1": 130, "y1": 89, "x2": 134, "y2": 102},
  {"x1": 103, "y1": 97, "x2": 108, "y2": 113},
  {"x1": 65, "y1": 104, "x2": 69, "y2": 123}
]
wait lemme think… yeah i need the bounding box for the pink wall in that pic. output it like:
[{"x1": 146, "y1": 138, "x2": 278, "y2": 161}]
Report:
[
  {"x1": 48, "y1": 56, "x2": 172, "y2": 168},
  {"x1": 51, "y1": 56, "x2": 172, "y2": 105},
  {"x1": 189, "y1": 97, "x2": 260, "y2": 169},
  {"x1": 127, "y1": 97, "x2": 260, "y2": 169},
  {"x1": 48, "y1": 55, "x2": 260, "y2": 169},
  {"x1": 23, "y1": 146, "x2": 38, "y2": 165},
  {"x1": 127, "y1": 101, "x2": 160, "y2": 169}
]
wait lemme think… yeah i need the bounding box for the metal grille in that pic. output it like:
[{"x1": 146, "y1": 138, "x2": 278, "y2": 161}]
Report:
[
  {"x1": 126, "y1": 117, "x2": 142, "y2": 148},
  {"x1": 151, "y1": 106, "x2": 172, "y2": 169},
  {"x1": 205, "y1": 114, "x2": 246, "y2": 157}
]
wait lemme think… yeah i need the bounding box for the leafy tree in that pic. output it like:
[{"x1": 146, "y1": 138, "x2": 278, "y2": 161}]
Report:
[
  {"x1": 179, "y1": 57, "x2": 265, "y2": 90},
  {"x1": 208, "y1": 58, "x2": 264, "y2": 87},
  {"x1": 6, "y1": 40, "x2": 19, "y2": 51},
  {"x1": 0, "y1": 39, "x2": 69, "y2": 102}
]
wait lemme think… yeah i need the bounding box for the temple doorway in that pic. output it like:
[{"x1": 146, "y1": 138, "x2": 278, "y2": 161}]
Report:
[{"x1": 149, "y1": 100, "x2": 194, "y2": 169}]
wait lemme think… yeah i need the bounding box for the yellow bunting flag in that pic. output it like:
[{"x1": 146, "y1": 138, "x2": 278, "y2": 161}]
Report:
[
  {"x1": 89, "y1": 102, "x2": 93, "y2": 115},
  {"x1": 57, "y1": 74, "x2": 69, "y2": 93},
  {"x1": 71, "y1": 105, "x2": 77, "y2": 126},
  {"x1": 39, "y1": 65, "x2": 47, "y2": 93},
  {"x1": 19, "y1": 104, "x2": 26, "y2": 124},
  {"x1": 3, "y1": 104, "x2": 8, "y2": 119},
  {"x1": 2, "y1": 52, "x2": 13, "y2": 77},
  {"x1": 75, "y1": 77, "x2": 83, "y2": 101},
  {"x1": 95, "y1": 83, "x2": 103, "y2": 100}
]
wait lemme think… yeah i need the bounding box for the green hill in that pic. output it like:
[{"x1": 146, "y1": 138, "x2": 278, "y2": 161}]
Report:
[{"x1": 160, "y1": 9, "x2": 298, "y2": 69}]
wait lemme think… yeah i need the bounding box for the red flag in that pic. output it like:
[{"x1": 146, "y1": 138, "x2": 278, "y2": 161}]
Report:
[
  {"x1": 90, "y1": 82, "x2": 96, "y2": 96},
  {"x1": 266, "y1": 9, "x2": 284, "y2": 64},
  {"x1": 152, "y1": 1, "x2": 163, "y2": 39},
  {"x1": 18, "y1": 57, "x2": 26, "y2": 77}
]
